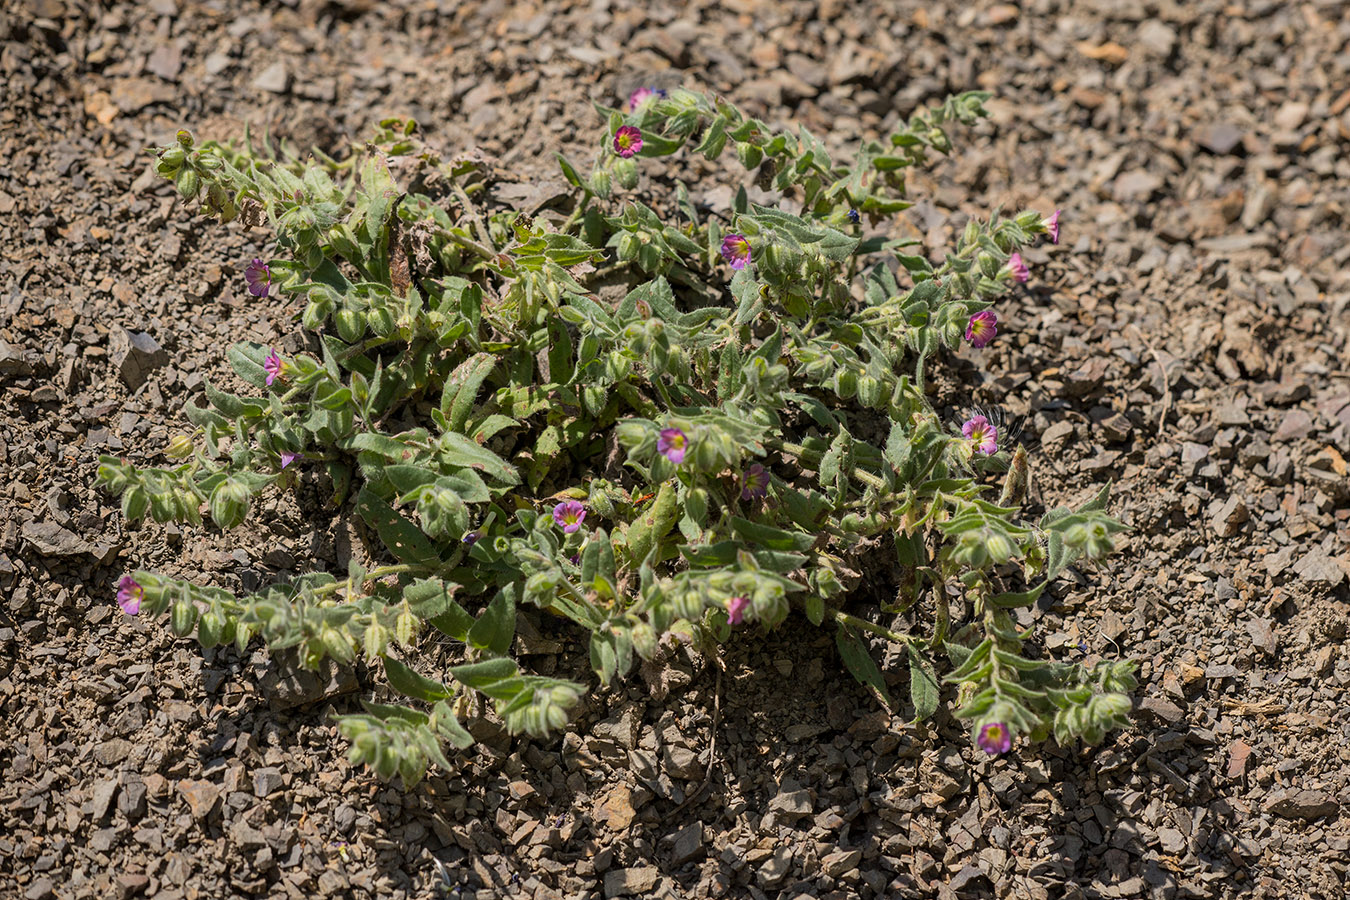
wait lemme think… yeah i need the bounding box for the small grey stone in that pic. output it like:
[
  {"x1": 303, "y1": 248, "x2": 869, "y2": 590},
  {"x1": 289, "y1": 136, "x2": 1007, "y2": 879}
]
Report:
[
  {"x1": 252, "y1": 61, "x2": 289, "y2": 94},
  {"x1": 1245, "y1": 618, "x2": 1277, "y2": 655},
  {"x1": 1263, "y1": 789, "x2": 1338, "y2": 820},
  {"x1": 24, "y1": 877, "x2": 55, "y2": 900},
  {"x1": 22, "y1": 520, "x2": 92, "y2": 558},
  {"x1": 90, "y1": 777, "x2": 119, "y2": 820},
  {"x1": 602, "y1": 866, "x2": 659, "y2": 898},
  {"x1": 1139, "y1": 696, "x2": 1184, "y2": 723},
  {"x1": 0, "y1": 338, "x2": 33, "y2": 376},
  {"x1": 110, "y1": 329, "x2": 168, "y2": 391},
  {"x1": 253, "y1": 767, "x2": 284, "y2": 797},
  {"x1": 1193, "y1": 121, "x2": 1245, "y2": 155},
  {"x1": 670, "y1": 822, "x2": 703, "y2": 865},
  {"x1": 1293, "y1": 549, "x2": 1344, "y2": 586},
  {"x1": 756, "y1": 846, "x2": 793, "y2": 889},
  {"x1": 821, "y1": 848, "x2": 863, "y2": 878},
  {"x1": 768, "y1": 788, "x2": 813, "y2": 820},
  {"x1": 1272, "y1": 409, "x2": 1313, "y2": 441}
]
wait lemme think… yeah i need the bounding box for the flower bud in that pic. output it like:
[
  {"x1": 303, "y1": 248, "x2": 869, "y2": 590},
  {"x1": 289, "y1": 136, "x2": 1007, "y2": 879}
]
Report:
[
  {"x1": 395, "y1": 605, "x2": 419, "y2": 648},
  {"x1": 589, "y1": 167, "x2": 612, "y2": 199},
  {"x1": 985, "y1": 532, "x2": 1013, "y2": 565},
  {"x1": 171, "y1": 599, "x2": 198, "y2": 637},
  {"x1": 165, "y1": 434, "x2": 195, "y2": 459},
  {"x1": 630, "y1": 622, "x2": 657, "y2": 659},
  {"x1": 684, "y1": 487, "x2": 708, "y2": 526},
  {"x1": 617, "y1": 232, "x2": 640, "y2": 262},
  {"x1": 927, "y1": 127, "x2": 950, "y2": 152},
  {"x1": 613, "y1": 157, "x2": 638, "y2": 190},
  {"x1": 963, "y1": 219, "x2": 981, "y2": 246},
  {"x1": 335, "y1": 308, "x2": 365, "y2": 342},
  {"x1": 119, "y1": 485, "x2": 148, "y2": 520},
  {"x1": 587, "y1": 481, "x2": 617, "y2": 518},
  {"x1": 1062, "y1": 523, "x2": 1089, "y2": 548},
  {"x1": 367, "y1": 306, "x2": 396, "y2": 338},
  {"x1": 197, "y1": 610, "x2": 224, "y2": 647},
  {"x1": 209, "y1": 477, "x2": 251, "y2": 529},
  {"x1": 857, "y1": 375, "x2": 881, "y2": 408},
  {"x1": 175, "y1": 167, "x2": 200, "y2": 200},
  {"x1": 736, "y1": 141, "x2": 763, "y2": 169},
  {"x1": 833, "y1": 368, "x2": 858, "y2": 400},
  {"x1": 176, "y1": 129, "x2": 194, "y2": 147},
  {"x1": 977, "y1": 251, "x2": 1000, "y2": 279},
  {"x1": 302, "y1": 298, "x2": 329, "y2": 331}
]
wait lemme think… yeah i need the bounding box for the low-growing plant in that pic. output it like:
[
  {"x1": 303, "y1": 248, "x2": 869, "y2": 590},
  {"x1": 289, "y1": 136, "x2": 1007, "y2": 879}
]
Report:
[{"x1": 101, "y1": 87, "x2": 1135, "y2": 787}]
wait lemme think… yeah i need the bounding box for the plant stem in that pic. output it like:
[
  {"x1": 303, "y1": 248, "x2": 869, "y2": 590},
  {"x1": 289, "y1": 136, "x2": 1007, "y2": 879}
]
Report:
[
  {"x1": 821, "y1": 604, "x2": 919, "y2": 647},
  {"x1": 312, "y1": 564, "x2": 418, "y2": 599}
]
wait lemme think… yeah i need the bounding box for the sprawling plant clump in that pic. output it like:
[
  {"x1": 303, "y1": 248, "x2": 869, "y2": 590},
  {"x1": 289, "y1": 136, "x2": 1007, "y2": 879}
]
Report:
[{"x1": 100, "y1": 88, "x2": 1135, "y2": 786}]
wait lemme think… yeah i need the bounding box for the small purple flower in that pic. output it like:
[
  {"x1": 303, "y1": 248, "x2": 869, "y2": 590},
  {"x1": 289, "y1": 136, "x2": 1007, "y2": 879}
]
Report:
[
  {"x1": 552, "y1": 500, "x2": 587, "y2": 534},
  {"x1": 628, "y1": 87, "x2": 666, "y2": 110},
  {"x1": 244, "y1": 258, "x2": 271, "y2": 298},
  {"x1": 280, "y1": 451, "x2": 301, "y2": 469},
  {"x1": 965, "y1": 310, "x2": 998, "y2": 349},
  {"x1": 613, "y1": 126, "x2": 643, "y2": 158},
  {"x1": 963, "y1": 415, "x2": 998, "y2": 456},
  {"x1": 117, "y1": 575, "x2": 144, "y2": 616},
  {"x1": 847, "y1": 209, "x2": 860, "y2": 224},
  {"x1": 1043, "y1": 210, "x2": 1061, "y2": 245},
  {"x1": 977, "y1": 722, "x2": 1012, "y2": 755},
  {"x1": 1006, "y1": 252, "x2": 1030, "y2": 284},
  {"x1": 726, "y1": 596, "x2": 750, "y2": 625},
  {"x1": 721, "y1": 233, "x2": 751, "y2": 270},
  {"x1": 462, "y1": 531, "x2": 481, "y2": 546},
  {"x1": 740, "y1": 463, "x2": 769, "y2": 501},
  {"x1": 264, "y1": 348, "x2": 283, "y2": 387},
  {"x1": 657, "y1": 428, "x2": 689, "y2": 464}
]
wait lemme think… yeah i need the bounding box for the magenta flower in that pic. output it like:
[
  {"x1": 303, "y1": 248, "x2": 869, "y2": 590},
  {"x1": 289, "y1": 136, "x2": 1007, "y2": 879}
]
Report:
[
  {"x1": 1043, "y1": 210, "x2": 1061, "y2": 245},
  {"x1": 628, "y1": 87, "x2": 666, "y2": 110},
  {"x1": 726, "y1": 596, "x2": 750, "y2": 625},
  {"x1": 552, "y1": 500, "x2": 587, "y2": 534},
  {"x1": 740, "y1": 463, "x2": 769, "y2": 500},
  {"x1": 721, "y1": 234, "x2": 751, "y2": 270},
  {"x1": 116, "y1": 575, "x2": 144, "y2": 616},
  {"x1": 657, "y1": 428, "x2": 689, "y2": 463},
  {"x1": 965, "y1": 310, "x2": 998, "y2": 349},
  {"x1": 963, "y1": 415, "x2": 998, "y2": 455},
  {"x1": 264, "y1": 348, "x2": 283, "y2": 386},
  {"x1": 244, "y1": 258, "x2": 271, "y2": 298},
  {"x1": 1006, "y1": 252, "x2": 1029, "y2": 284},
  {"x1": 977, "y1": 722, "x2": 1012, "y2": 755},
  {"x1": 280, "y1": 451, "x2": 301, "y2": 469},
  {"x1": 613, "y1": 126, "x2": 643, "y2": 158}
]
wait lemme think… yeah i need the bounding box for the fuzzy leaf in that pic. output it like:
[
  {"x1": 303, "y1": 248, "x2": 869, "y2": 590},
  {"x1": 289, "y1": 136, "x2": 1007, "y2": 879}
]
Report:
[{"x1": 835, "y1": 623, "x2": 892, "y2": 709}]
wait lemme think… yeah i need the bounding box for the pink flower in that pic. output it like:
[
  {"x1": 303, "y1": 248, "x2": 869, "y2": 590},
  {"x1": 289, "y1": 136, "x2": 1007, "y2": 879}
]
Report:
[
  {"x1": 1043, "y1": 210, "x2": 1061, "y2": 245},
  {"x1": 962, "y1": 415, "x2": 998, "y2": 455},
  {"x1": 965, "y1": 310, "x2": 998, "y2": 349},
  {"x1": 721, "y1": 233, "x2": 751, "y2": 270},
  {"x1": 613, "y1": 126, "x2": 643, "y2": 158},
  {"x1": 1006, "y1": 252, "x2": 1029, "y2": 284},
  {"x1": 977, "y1": 722, "x2": 1012, "y2": 755},
  {"x1": 244, "y1": 258, "x2": 270, "y2": 298},
  {"x1": 552, "y1": 500, "x2": 587, "y2": 534},
  {"x1": 726, "y1": 596, "x2": 750, "y2": 625},
  {"x1": 740, "y1": 463, "x2": 769, "y2": 500},
  {"x1": 264, "y1": 348, "x2": 283, "y2": 386},
  {"x1": 116, "y1": 575, "x2": 144, "y2": 616},
  {"x1": 280, "y1": 451, "x2": 301, "y2": 469},
  {"x1": 628, "y1": 87, "x2": 666, "y2": 110},
  {"x1": 657, "y1": 428, "x2": 689, "y2": 463}
]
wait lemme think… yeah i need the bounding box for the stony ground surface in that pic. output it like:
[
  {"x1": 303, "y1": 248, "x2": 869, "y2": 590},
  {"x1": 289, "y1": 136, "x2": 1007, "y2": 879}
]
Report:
[{"x1": 3, "y1": 0, "x2": 1350, "y2": 899}]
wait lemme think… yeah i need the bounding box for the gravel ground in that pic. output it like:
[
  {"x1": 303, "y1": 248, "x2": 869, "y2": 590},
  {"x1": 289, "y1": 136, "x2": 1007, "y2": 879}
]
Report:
[{"x1": 2, "y1": 1, "x2": 1349, "y2": 899}]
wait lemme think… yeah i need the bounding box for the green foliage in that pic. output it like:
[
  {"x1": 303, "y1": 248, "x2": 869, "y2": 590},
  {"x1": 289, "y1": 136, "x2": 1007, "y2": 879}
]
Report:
[{"x1": 101, "y1": 92, "x2": 1133, "y2": 787}]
